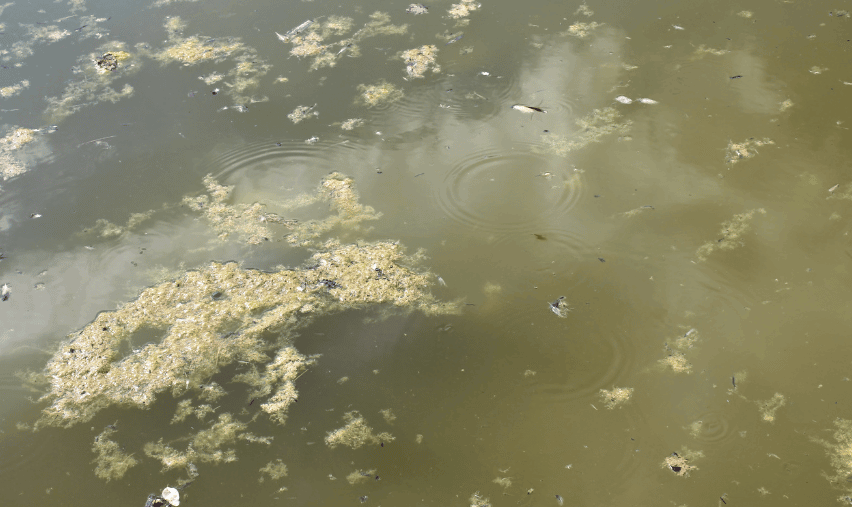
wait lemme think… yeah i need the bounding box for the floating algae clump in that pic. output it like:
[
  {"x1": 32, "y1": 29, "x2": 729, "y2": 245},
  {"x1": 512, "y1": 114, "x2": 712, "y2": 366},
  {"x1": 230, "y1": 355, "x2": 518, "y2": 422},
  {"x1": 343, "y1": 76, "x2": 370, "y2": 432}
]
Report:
[
  {"x1": 562, "y1": 21, "x2": 604, "y2": 38},
  {"x1": 357, "y1": 80, "x2": 404, "y2": 107},
  {"x1": 33, "y1": 236, "x2": 454, "y2": 428},
  {"x1": 448, "y1": 0, "x2": 481, "y2": 20},
  {"x1": 182, "y1": 174, "x2": 297, "y2": 244},
  {"x1": 599, "y1": 387, "x2": 633, "y2": 409},
  {"x1": 696, "y1": 208, "x2": 766, "y2": 261},
  {"x1": 92, "y1": 426, "x2": 139, "y2": 481},
  {"x1": 0, "y1": 127, "x2": 36, "y2": 183},
  {"x1": 813, "y1": 419, "x2": 852, "y2": 502},
  {"x1": 183, "y1": 172, "x2": 379, "y2": 246},
  {"x1": 757, "y1": 392, "x2": 786, "y2": 423},
  {"x1": 144, "y1": 413, "x2": 250, "y2": 470},
  {"x1": 325, "y1": 411, "x2": 395, "y2": 449},
  {"x1": 347, "y1": 468, "x2": 377, "y2": 484},
  {"x1": 662, "y1": 449, "x2": 702, "y2": 477},
  {"x1": 539, "y1": 108, "x2": 631, "y2": 157},
  {"x1": 400, "y1": 45, "x2": 439, "y2": 78},
  {"x1": 259, "y1": 459, "x2": 289, "y2": 483},
  {"x1": 232, "y1": 347, "x2": 318, "y2": 425},
  {"x1": 725, "y1": 137, "x2": 774, "y2": 165}
]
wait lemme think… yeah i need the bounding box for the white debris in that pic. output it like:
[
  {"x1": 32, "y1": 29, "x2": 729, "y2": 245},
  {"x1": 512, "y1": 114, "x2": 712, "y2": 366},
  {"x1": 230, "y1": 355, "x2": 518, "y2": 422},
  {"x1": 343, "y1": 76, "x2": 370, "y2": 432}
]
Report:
[
  {"x1": 511, "y1": 104, "x2": 545, "y2": 114},
  {"x1": 637, "y1": 98, "x2": 658, "y2": 104},
  {"x1": 673, "y1": 25, "x2": 685, "y2": 30},
  {"x1": 162, "y1": 487, "x2": 180, "y2": 506},
  {"x1": 615, "y1": 95, "x2": 633, "y2": 104},
  {"x1": 480, "y1": 71, "x2": 490, "y2": 76}
]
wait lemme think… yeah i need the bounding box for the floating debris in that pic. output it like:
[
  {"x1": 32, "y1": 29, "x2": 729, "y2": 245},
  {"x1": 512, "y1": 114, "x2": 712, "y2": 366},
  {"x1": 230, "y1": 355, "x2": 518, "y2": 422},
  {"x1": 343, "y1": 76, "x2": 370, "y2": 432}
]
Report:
[
  {"x1": 161, "y1": 487, "x2": 180, "y2": 506},
  {"x1": 512, "y1": 104, "x2": 546, "y2": 114},
  {"x1": 276, "y1": 19, "x2": 317, "y2": 43},
  {"x1": 96, "y1": 53, "x2": 119, "y2": 72},
  {"x1": 445, "y1": 33, "x2": 464, "y2": 45},
  {"x1": 615, "y1": 96, "x2": 657, "y2": 105},
  {"x1": 1, "y1": 283, "x2": 10, "y2": 301},
  {"x1": 549, "y1": 296, "x2": 571, "y2": 318},
  {"x1": 599, "y1": 387, "x2": 634, "y2": 409},
  {"x1": 406, "y1": 3, "x2": 429, "y2": 14}
]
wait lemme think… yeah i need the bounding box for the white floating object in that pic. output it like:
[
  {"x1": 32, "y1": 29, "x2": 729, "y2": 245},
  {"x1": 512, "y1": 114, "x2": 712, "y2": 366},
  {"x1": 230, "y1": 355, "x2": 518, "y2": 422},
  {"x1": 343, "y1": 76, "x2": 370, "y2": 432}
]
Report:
[
  {"x1": 511, "y1": 104, "x2": 546, "y2": 113},
  {"x1": 637, "y1": 98, "x2": 658, "y2": 104},
  {"x1": 480, "y1": 71, "x2": 490, "y2": 76},
  {"x1": 615, "y1": 95, "x2": 633, "y2": 104},
  {"x1": 162, "y1": 487, "x2": 180, "y2": 506},
  {"x1": 673, "y1": 24, "x2": 685, "y2": 30}
]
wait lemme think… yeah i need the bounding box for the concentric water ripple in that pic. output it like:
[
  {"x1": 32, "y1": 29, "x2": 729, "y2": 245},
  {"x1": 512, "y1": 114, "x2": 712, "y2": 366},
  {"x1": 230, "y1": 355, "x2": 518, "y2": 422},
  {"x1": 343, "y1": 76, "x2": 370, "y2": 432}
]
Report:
[
  {"x1": 533, "y1": 330, "x2": 632, "y2": 402},
  {"x1": 689, "y1": 410, "x2": 736, "y2": 445},
  {"x1": 436, "y1": 148, "x2": 583, "y2": 233},
  {"x1": 205, "y1": 139, "x2": 356, "y2": 185}
]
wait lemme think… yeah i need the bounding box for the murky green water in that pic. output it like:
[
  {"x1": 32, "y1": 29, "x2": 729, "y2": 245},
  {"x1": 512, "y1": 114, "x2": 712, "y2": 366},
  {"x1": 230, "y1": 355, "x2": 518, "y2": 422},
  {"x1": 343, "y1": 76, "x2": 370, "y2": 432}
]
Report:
[{"x1": 2, "y1": 0, "x2": 852, "y2": 505}]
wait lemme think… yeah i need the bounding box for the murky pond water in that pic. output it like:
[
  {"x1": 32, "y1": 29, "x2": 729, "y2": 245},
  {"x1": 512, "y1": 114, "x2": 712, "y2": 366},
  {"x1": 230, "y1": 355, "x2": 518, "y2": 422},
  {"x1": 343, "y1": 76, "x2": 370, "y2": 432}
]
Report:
[{"x1": 1, "y1": 0, "x2": 852, "y2": 505}]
